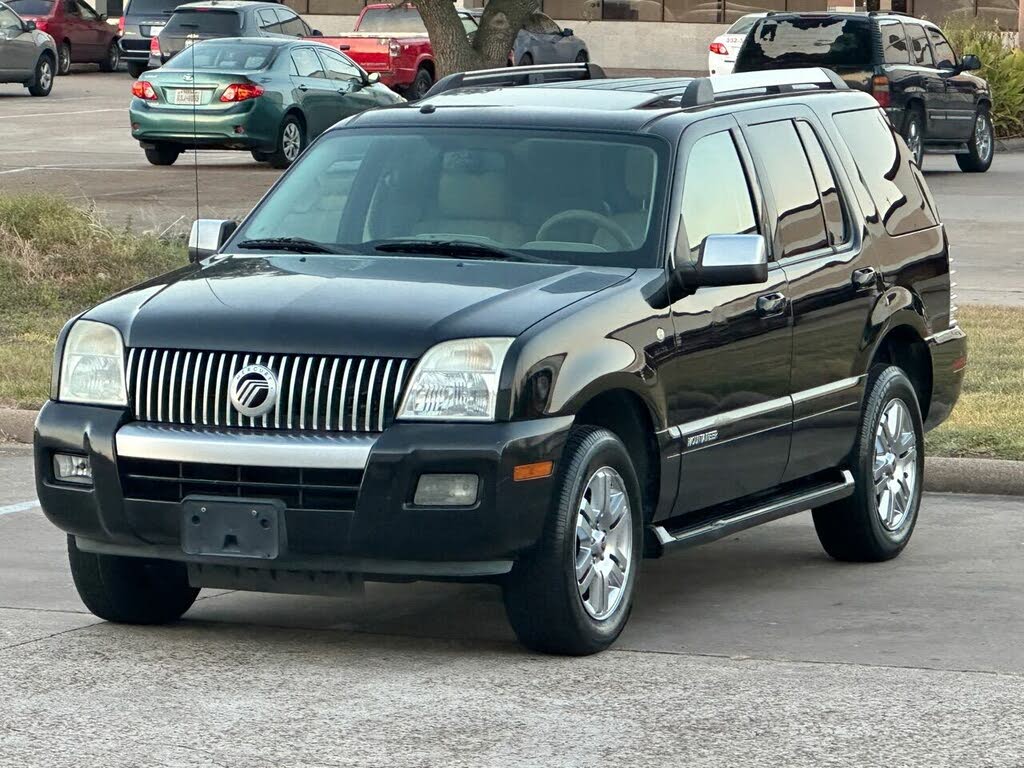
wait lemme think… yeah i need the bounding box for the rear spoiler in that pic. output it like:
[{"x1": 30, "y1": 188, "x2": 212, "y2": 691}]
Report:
[{"x1": 424, "y1": 62, "x2": 605, "y2": 98}]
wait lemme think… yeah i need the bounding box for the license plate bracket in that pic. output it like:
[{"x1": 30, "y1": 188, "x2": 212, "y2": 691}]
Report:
[{"x1": 181, "y1": 496, "x2": 284, "y2": 560}]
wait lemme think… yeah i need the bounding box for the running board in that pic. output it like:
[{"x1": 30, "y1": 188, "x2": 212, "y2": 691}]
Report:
[
  {"x1": 651, "y1": 470, "x2": 855, "y2": 552},
  {"x1": 925, "y1": 144, "x2": 970, "y2": 155}
]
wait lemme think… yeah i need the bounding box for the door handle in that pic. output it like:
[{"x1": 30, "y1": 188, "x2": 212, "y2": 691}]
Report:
[
  {"x1": 851, "y1": 267, "x2": 877, "y2": 288},
  {"x1": 757, "y1": 292, "x2": 787, "y2": 317},
  {"x1": 298, "y1": 84, "x2": 309, "y2": 91}
]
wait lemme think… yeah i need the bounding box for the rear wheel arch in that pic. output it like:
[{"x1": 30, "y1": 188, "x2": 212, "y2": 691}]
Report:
[
  {"x1": 869, "y1": 324, "x2": 933, "y2": 423},
  {"x1": 417, "y1": 58, "x2": 435, "y2": 79}
]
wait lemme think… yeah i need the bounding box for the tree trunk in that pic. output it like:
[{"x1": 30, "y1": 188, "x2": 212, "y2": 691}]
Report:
[{"x1": 415, "y1": 0, "x2": 540, "y2": 79}]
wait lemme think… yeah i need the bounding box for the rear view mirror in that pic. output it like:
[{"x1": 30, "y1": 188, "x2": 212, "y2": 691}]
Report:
[
  {"x1": 694, "y1": 234, "x2": 768, "y2": 287},
  {"x1": 960, "y1": 53, "x2": 981, "y2": 72},
  {"x1": 188, "y1": 219, "x2": 237, "y2": 262}
]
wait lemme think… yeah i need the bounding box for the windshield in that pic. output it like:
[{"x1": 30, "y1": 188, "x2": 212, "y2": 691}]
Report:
[
  {"x1": 164, "y1": 9, "x2": 241, "y2": 35},
  {"x1": 125, "y1": 0, "x2": 178, "y2": 15},
  {"x1": 165, "y1": 40, "x2": 276, "y2": 69},
  {"x1": 7, "y1": 0, "x2": 54, "y2": 15},
  {"x1": 737, "y1": 17, "x2": 872, "y2": 70},
  {"x1": 357, "y1": 7, "x2": 425, "y2": 34},
  {"x1": 726, "y1": 15, "x2": 759, "y2": 35},
  {"x1": 230, "y1": 128, "x2": 667, "y2": 268}
]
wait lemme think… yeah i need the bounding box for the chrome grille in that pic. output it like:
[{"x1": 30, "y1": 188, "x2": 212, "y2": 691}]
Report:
[{"x1": 126, "y1": 349, "x2": 412, "y2": 433}]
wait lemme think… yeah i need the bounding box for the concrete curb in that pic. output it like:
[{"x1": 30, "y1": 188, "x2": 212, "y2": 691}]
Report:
[
  {"x1": 3, "y1": 407, "x2": 1022, "y2": 496},
  {"x1": 996, "y1": 136, "x2": 1024, "y2": 153}
]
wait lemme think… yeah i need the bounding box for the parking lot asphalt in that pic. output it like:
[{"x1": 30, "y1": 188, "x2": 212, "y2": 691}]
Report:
[
  {"x1": 2, "y1": 442, "x2": 1023, "y2": 766},
  {"x1": 1, "y1": 71, "x2": 1022, "y2": 305}
]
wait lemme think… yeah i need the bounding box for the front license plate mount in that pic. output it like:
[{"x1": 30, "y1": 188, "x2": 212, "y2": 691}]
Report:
[{"x1": 181, "y1": 496, "x2": 285, "y2": 560}]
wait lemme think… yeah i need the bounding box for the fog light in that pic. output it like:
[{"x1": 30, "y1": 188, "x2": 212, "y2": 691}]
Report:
[
  {"x1": 414, "y1": 474, "x2": 478, "y2": 507},
  {"x1": 53, "y1": 453, "x2": 92, "y2": 486}
]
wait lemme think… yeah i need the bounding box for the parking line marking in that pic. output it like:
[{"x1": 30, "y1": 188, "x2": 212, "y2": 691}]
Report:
[
  {"x1": 0, "y1": 166, "x2": 144, "y2": 175},
  {"x1": 0, "y1": 499, "x2": 40, "y2": 516},
  {"x1": 0, "y1": 108, "x2": 125, "y2": 120}
]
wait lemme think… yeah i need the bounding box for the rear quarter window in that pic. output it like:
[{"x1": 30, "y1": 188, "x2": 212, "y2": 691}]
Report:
[
  {"x1": 737, "y1": 17, "x2": 873, "y2": 70},
  {"x1": 833, "y1": 108, "x2": 938, "y2": 236}
]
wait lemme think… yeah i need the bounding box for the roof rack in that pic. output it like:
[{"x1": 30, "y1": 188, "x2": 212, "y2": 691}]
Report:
[
  {"x1": 424, "y1": 62, "x2": 606, "y2": 98},
  {"x1": 678, "y1": 67, "x2": 848, "y2": 107}
]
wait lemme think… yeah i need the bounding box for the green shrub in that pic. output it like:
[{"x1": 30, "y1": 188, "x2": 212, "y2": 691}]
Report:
[{"x1": 942, "y1": 17, "x2": 1024, "y2": 138}]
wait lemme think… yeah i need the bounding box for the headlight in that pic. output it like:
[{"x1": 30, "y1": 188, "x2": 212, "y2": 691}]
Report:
[
  {"x1": 58, "y1": 320, "x2": 128, "y2": 407},
  {"x1": 397, "y1": 338, "x2": 514, "y2": 422}
]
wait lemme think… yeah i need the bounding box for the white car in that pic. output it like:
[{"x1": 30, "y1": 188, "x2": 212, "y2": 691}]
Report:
[{"x1": 707, "y1": 13, "x2": 765, "y2": 76}]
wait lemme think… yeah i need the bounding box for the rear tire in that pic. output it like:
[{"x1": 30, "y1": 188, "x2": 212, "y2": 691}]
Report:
[
  {"x1": 127, "y1": 61, "x2": 147, "y2": 79},
  {"x1": 68, "y1": 536, "x2": 199, "y2": 624},
  {"x1": 144, "y1": 143, "x2": 180, "y2": 166},
  {"x1": 518, "y1": 53, "x2": 533, "y2": 67},
  {"x1": 268, "y1": 115, "x2": 304, "y2": 169},
  {"x1": 812, "y1": 366, "x2": 924, "y2": 562},
  {"x1": 250, "y1": 149, "x2": 271, "y2": 163},
  {"x1": 27, "y1": 54, "x2": 54, "y2": 97},
  {"x1": 57, "y1": 41, "x2": 71, "y2": 75},
  {"x1": 503, "y1": 426, "x2": 642, "y2": 655},
  {"x1": 408, "y1": 67, "x2": 433, "y2": 101},
  {"x1": 99, "y1": 41, "x2": 120, "y2": 73},
  {"x1": 901, "y1": 105, "x2": 925, "y2": 168},
  {"x1": 956, "y1": 107, "x2": 994, "y2": 173}
]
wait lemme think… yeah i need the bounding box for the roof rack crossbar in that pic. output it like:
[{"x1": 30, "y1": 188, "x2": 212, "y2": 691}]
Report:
[
  {"x1": 678, "y1": 67, "x2": 848, "y2": 107},
  {"x1": 424, "y1": 62, "x2": 606, "y2": 99}
]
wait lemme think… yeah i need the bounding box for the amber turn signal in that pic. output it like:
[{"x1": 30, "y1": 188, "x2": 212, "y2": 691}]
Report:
[{"x1": 513, "y1": 461, "x2": 554, "y2": 482}]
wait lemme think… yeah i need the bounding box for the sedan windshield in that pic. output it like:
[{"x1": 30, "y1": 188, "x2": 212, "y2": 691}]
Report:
[{"x1": 230, "y1": 128, "x2": 667, "y2": 268}]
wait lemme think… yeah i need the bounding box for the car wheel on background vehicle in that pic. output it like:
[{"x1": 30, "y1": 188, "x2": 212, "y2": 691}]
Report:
[
  {"x1": 902, "y1": 106, "x2": 925, "y2": 168},
  {"x1": 144, "y1": 143, "x2": 181, "y2": 166},
  {"x1": 68, "y1": 536, "x2": 199, "y2": 624},
  {"x1": 812, "y1": 365, "x2": 924, "y2": 562},
  {"x1": 56, "y1": 41, "x2": 71, "y2": 75},
  {"x1": 575, "y1": 50, "x2": 588, "y2": 63},
  {"x1": 503, "y1": 426, "x2": 643, "y2": 655},
  {"x1": 99, "y1": 41, "x2": 120, "y2": 73},
  {"x1": 27, "y1": 54, "x2": 54, "y2": 97},
  {"x1": 956, "y1": 107, "x2": 994, "y2": 173},
  {"x1": 268, "y1": 115, "x2": 304, "y2": 169},
  {"x1": 408, "y1": 67, "x2": 433, "y2": 101},
  {"x1": 127, "y1": 61, "x2": 147, "y2": 79},
  {"x1": 250, "y1": 149, "x2": 271, "y2": 163},
  {"x1": 519, "y1": 52, "x2": 533, "y2": 67}
]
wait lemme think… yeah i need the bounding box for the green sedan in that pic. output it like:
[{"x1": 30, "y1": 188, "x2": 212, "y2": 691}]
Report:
[{"x1": 129, "y1": 38, "x2": 404, "y2": 167}]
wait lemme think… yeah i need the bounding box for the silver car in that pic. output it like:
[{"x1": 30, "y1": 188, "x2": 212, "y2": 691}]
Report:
[{"x1": 0, "y1": 0, "x2": 56, "y2": 95}]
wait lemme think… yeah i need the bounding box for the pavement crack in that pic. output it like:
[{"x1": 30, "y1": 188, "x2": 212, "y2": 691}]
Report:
[
  {"x1": 0, "y1": 618, "x2": 100, "y2": 653},
  {"x1": 0, "y1": 605, "x2": 90, "y2": 616}
]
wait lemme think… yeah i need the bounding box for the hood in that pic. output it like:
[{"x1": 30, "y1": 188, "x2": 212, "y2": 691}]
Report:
[{"x1": 86, "y1": 254, "x2": 633, "y2": 357}]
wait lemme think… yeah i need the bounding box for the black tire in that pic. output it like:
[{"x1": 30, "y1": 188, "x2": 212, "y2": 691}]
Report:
[
  {"x1": 901, "y1": 105, "x2": 925, "y2": 168},
  {"x1": 518, "y1": 53, "x2": 533, "y2": 67},
  {"x1": 503, "y1": 426, "x2": 643, "y2": 655},
  {"x1": 144, "y1": 143, "x2": 180, "y2": 166},
  {"x1": 250, "y1": 149, "x2": 271, "y2": 163},
  {"x1": 408, "y1": 67, "x2": 433, "y2": 101},
  {"x1": 56, "y1": 41, "x2": 71, "y2": 75},
  {"x1": 956, "y1": 106, "x2": 994, "y2": 173},
  {"x1": 813, "y1": 365, "x2": 924, "y2": 562},
  {"x1": 127, "y1": 61, "x2": 147, "y2": 79},
  {"x1": 68, "y1": 536, "x2": 198, "y2": 624},
  {"x1": 27, "y1": 53, "x2": 54, "y2": 97},
  {"x1": 99, "y1": 41, "x2": 120, "y2": 73},
  {"x1": 267, "y1": 114, "x2": 305, "y2": 169},
  {"x1": 574, "y1": 50, "x2": 588, "y2": 63}
]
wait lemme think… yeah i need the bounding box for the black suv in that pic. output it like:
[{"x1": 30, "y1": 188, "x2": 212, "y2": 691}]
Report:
[
  {"x1": 734, "y1": 12, "x2": 992, "y2": 172},
  {"x1": 35, "y1": 64, "x2": 966, "y2": 655}
]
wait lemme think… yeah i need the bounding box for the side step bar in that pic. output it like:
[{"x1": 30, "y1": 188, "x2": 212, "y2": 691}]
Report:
[{"x1": 651, "y1": 470, "x2": 855, "y2": 553}]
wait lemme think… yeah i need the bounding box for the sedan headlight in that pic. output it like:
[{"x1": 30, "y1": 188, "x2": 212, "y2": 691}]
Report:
[
  {"x1": 398, "y1": 338, "x2": 514, "y2": 422},
  {"x1": 58, "y1": 320, "x2": 128, "y2": 407}
]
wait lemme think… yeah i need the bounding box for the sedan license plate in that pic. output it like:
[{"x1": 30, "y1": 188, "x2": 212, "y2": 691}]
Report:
[
  {"x1": 174, "y1": 88, "x2": 203, "y2": 105},
  {"x1": 181, "y1": 496, "x2": 284, "y2": 559},
  {"x1": 143, "y1": 24, "x2": 164, "y2": 36}
]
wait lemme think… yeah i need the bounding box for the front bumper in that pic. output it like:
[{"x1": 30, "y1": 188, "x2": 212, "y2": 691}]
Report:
[
  {"x1": 129, "y1": 99, "x2": 278, "y2": 151},
  {"x1": 35, "y1": 400, "x2": 572, "y2": 578},
  {"x1": 924, "y1": 324, "x2": 967, "y2": 431}
]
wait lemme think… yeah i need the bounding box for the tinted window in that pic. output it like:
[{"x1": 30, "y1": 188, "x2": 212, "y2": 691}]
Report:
[
  {"x1": 679, "y1": 131, "x2": 757, "y2": 261},
  {"x1": 357, "y1": 7, "x2": 425, "y2": 33},
  {"x1": 318, "y1": 48, "x2": 361, "y2": 80},
  {"x1": 927, "y1": 27, "x2": 957, "y2": 68},
  {"x1": 795, "y1": 121, "x2": 847, "y2": 247},
  {"x1": 459, "y1": 13, "x2": 477, "y2": 34},
  {"x1": 277, "y1": 9, "x2": 308, "y2": 36},
  {"x1": 737, "y1": 17, "x2": 873, "y2": 70},
  {"x1": 7, "y1": 0, "x2": 55, "y2": 14},
  {"x1": 291, "y1": 47, "x2": 324, "y2": 77},
  {"x1": 63, "y1": 0, "x2": 83, "y2": 17},
  {"x1": 76, "y1": 0, "x2": 100, "y2": 19},
  {"x1": 747, "y1": 121, "x2": 829, "y2": 258},
  {"x1": 124, "y1": 0, "x2": 177, "y2": 14},
  {"x1": 257, "y1": 8, "x2": 280, "y2": 32},
  {"x1": 906, "y1": 23, "x2": 934, "y2": 66},
  {"x1": 164, "y1": 10, "x2": 241, "y2": 35},
  {"x1": 879, "y1": 20, "x2": 909, "y2": 65},
  {"x1": 165, "y1": 40, "x2": 275, "y2": 70},
  {"x1": 834, "y1": 108, "x2": 939, "y2": 236}
]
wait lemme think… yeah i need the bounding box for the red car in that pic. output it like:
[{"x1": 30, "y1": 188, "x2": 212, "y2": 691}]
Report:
[{"x1": 6, "y1": 0, "x2": 119, "y2": 75}]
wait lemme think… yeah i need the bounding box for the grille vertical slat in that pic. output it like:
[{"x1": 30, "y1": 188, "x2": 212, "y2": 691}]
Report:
[
  {"x1": 287, "y1": 357, "x2": 302, "y2": 430},
  {"x1": 167, "y1": 351, "x2": 181, "y2": 423},
  {"x1": 213, "y1": 354, "x2": 226, "y2": 427},
  {"x1": 156, "y1": 351, "x2": 169, "y2": 423},
  {"x1": 377, "y1": 359, "x2": 393, "y2": 432},
  {"x1": 191, "y1": 352, "x2": 203, "y2": 424},
  {"x1": 299, "y1": 357, "x2": 314, "y2": 431},
  {"x1": 312, "y1": 358, "x2": 327, "y2": 431},
  {"x1": 351, "y1": 359, "x2": 366, "y2": 432},
  {"x1": 364, "y1": 359, "x2": 380, "y2": 433},
  {"x1": 324, "y1": 359, "x2": 339, "y2": 431},
  {"x1": 337, "y1": 359, "x2": 352, "y2": 434}
]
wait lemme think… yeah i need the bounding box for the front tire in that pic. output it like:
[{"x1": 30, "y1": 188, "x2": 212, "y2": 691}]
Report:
[
  {"x1": 27, "y1": 54, "x2": 54, "y2": 96},
  {"x1": 127, "y1": 61, "x2": 147, "y2": 78},
  {"x1": 813, "y1": 366, "x2": 924, "y2": 562},
  {"x1": 956, "y1": 107, "x2": 994, "y2": 173},
  {"x1": 503, "y1": 426, "x2": 642, "y2": 655},
  {"x1": 268, "y1": 115, "x2": 304, "y2": 169},
  {"x1": 68, "y1": 536, "x2": 199, "y2": 624},
  {"x1": 144, "y1": 143, "x2": 180, "y2": 166},
  {"x1": 99, "y1": 41, "x2": 120, "y2": 73},
  {"x1": 902, "y1": 106, "x2": 925, "y2": 168},
  {"x1": 56, "y1": 41, "x2": 71, "y2": 75}
]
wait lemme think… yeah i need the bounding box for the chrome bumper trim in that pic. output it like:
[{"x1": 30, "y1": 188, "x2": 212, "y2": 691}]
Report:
[
  {"x1": 926, "y1": 325, "x2": 966, "y2": 345},
  {"x1": 115, "y1": 423, "x2": 376, "y2": 469}
]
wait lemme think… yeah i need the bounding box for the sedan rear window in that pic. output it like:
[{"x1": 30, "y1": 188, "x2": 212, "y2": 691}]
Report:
[
  {"x1": 163, "y1": 40, "x2": 275, "y2": 70},
  {"x1": 164, "y1": 9, "x2": 241, "y2": 35},
  {"x1": 357, "y1": 7, "x2": 425, "y2": 34},
  {"x1": 737, "y1": 17, "x2": 872, "y2": 70},
  {"x1": 6, "y1": 0, "x2": 55, "y2": 14},
  {"x1": 124, "y1": 0, "x2": 178, "y2": 15}
]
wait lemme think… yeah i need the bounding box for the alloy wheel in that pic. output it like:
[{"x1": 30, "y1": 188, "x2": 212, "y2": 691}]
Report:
[
  {"x1": 282, "y1": 122, "x2": 301, "y2": 162},
  {"x1": 39, "y1": 59, "x2": 53, "y2": 91},
  {"x1": 974, "y1": 113, "x2": 992, "y2": 164},
  {"x1": 873, "y1": 398, "x2": 918, "y2": 532},
  {"x1": 574, "y1": 466, "x2": 633, "y2": 620},
  {"x1": 906, "y1": 117, "x2": 923, "y2": 166},
  {"x1": 59, "y1": 46, "x2": 70, "y2": 73}
]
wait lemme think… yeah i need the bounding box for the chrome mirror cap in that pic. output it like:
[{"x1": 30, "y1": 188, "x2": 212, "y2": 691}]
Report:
[{"x1": 188, "y1": 219, "x2": 237, "y2": 263}]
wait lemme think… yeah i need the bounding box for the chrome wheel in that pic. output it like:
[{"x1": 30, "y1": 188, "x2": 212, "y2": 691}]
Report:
[
  {"x1": 108, "y1": 44, "x2": 119, "y2": 69},
  {"x1": 575, "y1": 466, "x2": 633, "y2": 621},
  {"x1": 282, "y1": 122, "x2": 302, "y2": 162},
  {"x1": 39, "y1": 60, "x2": 53, "y2": 91},
  {"x1": 974, "y1": 113, "x2": 992, "y2": 163},
  {"x1": 873, "y1": 399, "x2": 917, "y2": 532},
  {"x1": 905, "y1": 116, "x2": 923, "y2": 165}
]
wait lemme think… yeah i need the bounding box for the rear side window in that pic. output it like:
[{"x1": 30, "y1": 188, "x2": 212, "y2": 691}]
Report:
[
  {"x1": 291, "y1": 47, "x2": 324, "y2": 78},
  {"x1": 164, "y1": 10, "x2": 241, "y2": 35},
  {"x1": 833, "y1": 108, "x2": 938, "y2": 236},
  {"x1": 795, "y1": 121, "x2": 847, "y2": 247},
  {"x1": 746, "y1": 120, "x2": 829, "y2": 259},
  {"x1": 277, "y1": 10, "x2": 309, "y2": 37},
  {"x1": 678, "y1": 132, "x2": 758, "y2": 262},
  {"x1": 906, "y1": 23, "x2": 934, "y2": 67},
  {"x1": 737, "y1": 17, "x2": 873, "y2": 70},
  {"x1": 7, "y1": 0, "x2": 56, "y2": 14},
  {"x1": 878, "y1": 20, "x2": 909, "y2": 65},
  {"x1": 258, "y1": 8, "x2": 280, "y2": 33}
]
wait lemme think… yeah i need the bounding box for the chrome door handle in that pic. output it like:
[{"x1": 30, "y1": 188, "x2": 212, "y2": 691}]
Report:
[
  {"x1": 852, "y1": 267, "x2": 877, "y2": 288},
  {"x1": 757, "y1": 292, "x2": 787, "y2": 317}
]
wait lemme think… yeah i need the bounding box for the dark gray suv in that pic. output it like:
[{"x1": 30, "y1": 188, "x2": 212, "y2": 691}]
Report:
[{"x1": 0, "y1": 0, "x2": 56, "y2": 95}]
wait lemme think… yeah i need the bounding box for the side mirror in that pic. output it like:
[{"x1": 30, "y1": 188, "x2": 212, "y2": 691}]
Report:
[
  {"x1": 311, "y1": 28, "x2": 322, "y2": 36},
  {"x1": 24, "y1": 19, "x2": 36, "y2": 31},
  {"x1": 960, "y1": 53, "x2": 981, "y2": 72},
  {"x1": 188, "y1": 219, "x2": 237, "y2": 262},
  {"x1": 561, "y1": 27, "x2": 573, "y2": 36},
  {"x1": 692, "y1": 234, "x2": 768, "y2": 287},
  {"x1": 99, "y1": 13, "x2": 107, "y2": 21},
  {"x1": 365, "y1": 71, "x2": 380, "y2": 85}
]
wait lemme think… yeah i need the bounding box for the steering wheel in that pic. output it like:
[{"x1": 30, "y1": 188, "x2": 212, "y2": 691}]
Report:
[{"x1": 535, "y1": 209, "x2": 634, "y2": 251}]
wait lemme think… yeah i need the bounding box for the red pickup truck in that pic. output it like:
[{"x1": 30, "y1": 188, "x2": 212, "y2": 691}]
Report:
[{"x1": 313, "y1": 3, "x2": 479, "y2": 100}]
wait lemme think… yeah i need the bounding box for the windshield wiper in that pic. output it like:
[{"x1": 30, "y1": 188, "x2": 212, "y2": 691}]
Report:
[
  {"x1": 373, "y1": 239, "x2": 547, "y2": 263},
  {"x1": 235, "y1": 237, "x2": 349, "y2": 255}
]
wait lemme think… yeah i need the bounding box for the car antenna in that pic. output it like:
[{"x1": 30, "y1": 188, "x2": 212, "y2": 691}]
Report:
[{"x1": 179, "y1": 22, "x2": 201, "y2": 228}]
